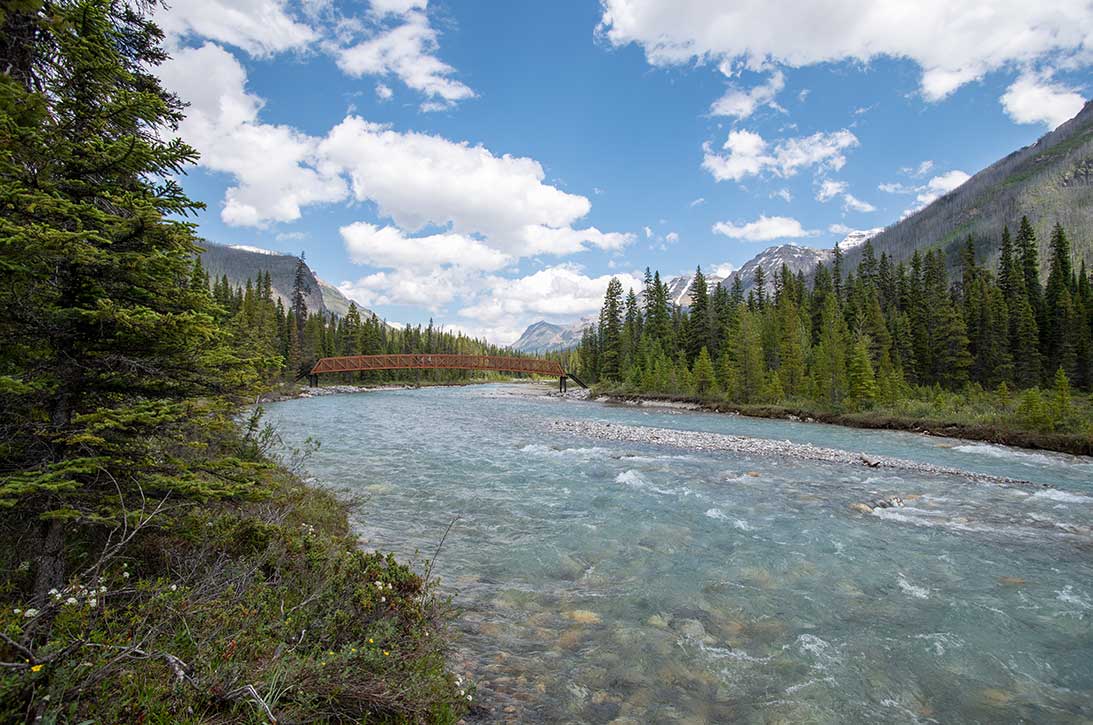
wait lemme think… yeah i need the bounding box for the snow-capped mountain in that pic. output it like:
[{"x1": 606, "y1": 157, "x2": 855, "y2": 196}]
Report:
[
  {"x1": 510, "y1": 318, "x2": 592, "y2": 353},
  {"x1": 666, "y1": 272, "x2": 725, "y2": 308},
  {"x1": 835, "y1": 227, "x2": 883, "y2": 251},
  {"x1": 723, "y1": 243, "x2": 833, "y2": 292}
]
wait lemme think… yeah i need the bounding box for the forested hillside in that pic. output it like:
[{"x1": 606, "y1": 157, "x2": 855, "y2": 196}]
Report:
[
  {"x1": 845, "y1": 101, "x2": 1093, "y2": 277},
  {"x1": 197, "y1": 253, "x2": 512, "y2": 383},
  {"x1": 570, "y1": 220, "x2": 1093, "y2": 449}
]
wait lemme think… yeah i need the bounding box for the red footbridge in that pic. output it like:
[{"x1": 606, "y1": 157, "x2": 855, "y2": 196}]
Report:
[{"x1": 308, "y1": 353, "x2": 587, "y2": 391}]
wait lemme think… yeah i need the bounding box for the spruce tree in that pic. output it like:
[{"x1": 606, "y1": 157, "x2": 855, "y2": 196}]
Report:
[
  {"x1": 811, "y1": 295, "x2": 848, "y2": 407},
  {"x1": 692, "y1": 346, "x2": 716, "y2": 395},
  {"x1": 598, "y1": 278, "x2": 624, "y2": 381},
  {"x1": 0, "y1": 0, "x2": 255, "y2": 599},
  {"x1": 686, "y1": 267, "x2": 711, "y2": 363},
  {"x1": 847, "y1": 335, "x2": 878, "y2": 410}
]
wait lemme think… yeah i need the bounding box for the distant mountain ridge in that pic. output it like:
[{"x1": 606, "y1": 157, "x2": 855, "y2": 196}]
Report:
[
  {"x1": 842, "y1": 99, "x2": 1093, "y2": 276},
  {"x1": 198, "y1": 242, "x2": 373, "y2": 321},
  {"x1": 510, "y1": 319, "x2": 590, "y2": 353}
]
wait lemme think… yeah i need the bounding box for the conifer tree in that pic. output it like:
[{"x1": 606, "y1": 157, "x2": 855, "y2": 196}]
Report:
[
  {"x1": 692, "y1": 346, "x2": 716, "y2": 395},
  {"x1": 686, "y1": 267, "x2": 711, "y2": 363},
  {"x1": 598, "y1": 278, "x2": 624, "y2": 381},
  {"x1": 731, "y1": 309, "x2": 764, "y2": 403},
  {"x1": 847, "y1": 335, "x2": 877, "y2": 410},
  {"x1": 811, "y1": 295, "x2": 848, "y2": 407},
  {"x1": 0, "y1": 0, "x2": 256, "y2": 599}
]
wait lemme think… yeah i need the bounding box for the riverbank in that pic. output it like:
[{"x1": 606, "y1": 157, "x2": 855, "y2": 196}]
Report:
[
  {"x1": 0, "y1": 415, "x2": 471, "y2": 723},
  {"x1": 587, "y1": 391, "x2": 1093, "y2": 457}
]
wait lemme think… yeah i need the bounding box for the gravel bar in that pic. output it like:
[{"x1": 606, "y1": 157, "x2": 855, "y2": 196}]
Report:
[{"x1": 548, "y1": 419, "x2": 1045, "y2": 488}]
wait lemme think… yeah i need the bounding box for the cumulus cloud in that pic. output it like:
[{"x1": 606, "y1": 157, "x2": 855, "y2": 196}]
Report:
[
  {"x1": 1001, "y1": 72, "x2": 1086, "y2": 129},
  {"x1": 335, "y1": 8, "x2": 474, "y2": 110},
  {"x1": 157, "y1": 43, "x2": 347, "y2": 226},
  {"x1": 880, "y1": 169, "x2": 971, "y2": 217},
  {"x1": 712, "y1": 215, "x2": 815, "y2": 241},
  {"x1": 459, "y1": 266, "x2": 644, "y2": 325},
  {"x1": 597, "y1": 0, "x2": 1093, "y2": 101},
  {"x1": 155, "y1": 0, "x2": 316, "y2": 56},
  {"x1": 340, "y1": 222, "x2": 511, "y2": 271},
  {"x1": 816, "y1": 179, "x2": 875, "y2": 212},
  {"x1": 703, "y1": 128, "x2": 859, "y2": 182},
  {"x1": 320, "y1": 116, "x2": 628, "y2": 257},
  {"x1": 710, "y1": 70, "x2": 785, "y2": 119},
  {"x1": 712, "y1": 262, "x2": 737, "y2": 278}
]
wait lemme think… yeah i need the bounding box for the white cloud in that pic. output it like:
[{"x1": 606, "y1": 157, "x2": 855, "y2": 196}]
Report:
[
  {"x1": 665, "y1": 231, "x2": 680, "y2": 244},
  {"x1": 885, "y1": 170, "x2": 971, "y2": 218},
  {"x1": 598, "y1": 0, "x2": 1093, "y2": 101},
  {"x1": 340, "y1": 222, "x2": 511, "y2": 271},
  {"x1": 155, "y1": 0, "x2": 316, "y2": 56},
  {"x1": 335, "y1": 9, "x2": 474, "y2": 110},
  {"x1": 459, "y1": 266, "x2": 643, "y2": 325},
  {"x1": 370, "y1": 0, "x2": 427, "y2": 16},
  {"x1": 689, "y1": 197, "x2": 706, "y2": 207},
  {"x1": 817, "y1": 179, "x2": 875, "y2": 212},
  {"x1": 712, "y1": 262, "x2": 737, "y2": 278},
  {"x1": 710, "y1": 70, "x2": 785, "y2": 119},
  {"x1": 842, "y1": 193, "x2": 876, "y2": 213},
  {"x1": 1001, "y1": 72, "x2": 1086, "y2": 129},
  {"x1": 338, "y1": 267, "x2": 465, "y2": 310},
  {"x1": 375, "y1": 83, "x2": 394, "y2": 100},
  {"x1": 643, "y1": 225, "x2": 653, "y2": 238},
  {"x1": 157, "y1": 43, "x2": 347, "y2": 227},
  {"x1": 828, "y1": 223, "x2": 852, "y2": 234},
  {"x1": 712, "y1": 214, "x2": 815, "y2": 241},
  {"x1": 816, "y1": 179, "x2": 846, "y2": 202},
  {"x1": 320, "y1": 116, "x2": 628, "y2": 257},
  {"x1": 771, "y1": 188, "x2": 792, "y2": 202},
  {"x1": 703, "y1": 128, "x2": 858, "y2": 182}
]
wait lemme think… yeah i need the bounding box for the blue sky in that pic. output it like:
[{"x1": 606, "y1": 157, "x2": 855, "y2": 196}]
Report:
[{"x1": 156, "y1": 0, "x2": 1091, "y2": 343}]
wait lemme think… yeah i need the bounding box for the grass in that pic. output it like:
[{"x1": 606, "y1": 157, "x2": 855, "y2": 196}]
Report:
[{"x1": 0, "y1": 421, "x2": 471, "y2": 723}]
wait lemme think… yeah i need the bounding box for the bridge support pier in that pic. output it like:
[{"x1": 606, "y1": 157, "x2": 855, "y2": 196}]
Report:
[
  {"x1": 309, "y1": 374, "x2": 317, "y2": 388},
  {"x1": 559, "y1": 376, "x2": 567, "y2": 393}
]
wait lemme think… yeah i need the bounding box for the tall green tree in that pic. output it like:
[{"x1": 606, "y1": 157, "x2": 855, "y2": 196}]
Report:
[{"x1": 0, "y1": 0, "x2": 257, "y2": 600}]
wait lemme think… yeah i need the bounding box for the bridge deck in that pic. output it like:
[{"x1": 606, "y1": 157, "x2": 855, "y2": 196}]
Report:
[{"x1": 310, "y1": 353, "x2": 566, "y2": 377}]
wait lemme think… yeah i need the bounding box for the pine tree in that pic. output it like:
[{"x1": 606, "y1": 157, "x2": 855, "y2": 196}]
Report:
[
  {"x1": 1044, "y1": 223, "x2": 1077, "y2": 378},
  {"x1": 0, "y1": 0, "x2": 256, "y2": 599},
  {"x1": 731, "y1": 309, "x2": 764, "y2": 403},
  {"x1": 692, "y1": 346, "x2": 716, "y2": 395},
  {"x1": 686, "y1": 267, "x2": 711, "y2": 363},
  {"x1": 811, "y1": 295, "x2": 848, "y2": 407},
  {"x1": 847, "y1": 335, "x2": 877, "y2": 410},
  {"x1": 599, "y1": 278, "x2": 624, "y2": 381}
]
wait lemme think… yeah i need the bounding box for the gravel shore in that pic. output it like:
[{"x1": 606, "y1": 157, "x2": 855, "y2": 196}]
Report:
[{"x1": 548, "y1": 419, "x2": 1045, "y2": 488}]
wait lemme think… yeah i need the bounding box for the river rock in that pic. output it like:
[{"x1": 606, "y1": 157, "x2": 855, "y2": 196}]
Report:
[{"x1": 849, "y1": 502, "x2": 874, "y2": 514}]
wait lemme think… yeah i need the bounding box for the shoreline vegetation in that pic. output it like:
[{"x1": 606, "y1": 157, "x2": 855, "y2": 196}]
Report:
[
  {"x1": 550, "y1": 221, "x2": 1093, "y2": 460},
  {"x1": 0, "y1": 2, "x2": 471, "y2": 721},
  {"x1": 589, "y1": 391, "x2": 1093, "y2": 457}
]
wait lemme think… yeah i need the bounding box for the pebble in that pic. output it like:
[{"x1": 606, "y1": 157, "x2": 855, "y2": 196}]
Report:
[{"x1": 549, "y1": 419, "x2": 1037, "y2": 487}]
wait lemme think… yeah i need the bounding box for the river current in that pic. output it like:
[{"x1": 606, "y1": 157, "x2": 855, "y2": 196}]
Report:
[{"x1": 263, "y1": 384, "x2": 1093, "y2": 723}]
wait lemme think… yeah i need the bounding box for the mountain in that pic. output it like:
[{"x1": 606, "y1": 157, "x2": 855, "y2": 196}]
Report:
[
  {"x1": 836, "y1": 227, "x2": 884, "y2": 251},
  {"x1": 666, "y1": 272, "x2": 725, "y2": 308},
  {"x1": 198, "y1": 243, "x2": 369, "y2": 320},
  {"x1": 510, "y1": 319, "x2": 591, "y2": 353},
  {"x1": 842, "y1": 100, "x2": 1093, "y2": 275},
  {"x1": 722, "y1": 243, "x2": 834, "y2": 292}
]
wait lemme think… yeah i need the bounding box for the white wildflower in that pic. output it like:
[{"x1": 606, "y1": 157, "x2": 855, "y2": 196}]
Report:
[
  {"x1": 170, "y1": 584, "x2": 177, "y2": 592},
  {"x1": 88, "y1": 598, "x2": 97, "y2": 608},
  {"x1": 23, "y1": 608, "x2": 38, "y2": 618},
  {"x1": 65, "y1": 597, "x2": 77, "y2": 606}
]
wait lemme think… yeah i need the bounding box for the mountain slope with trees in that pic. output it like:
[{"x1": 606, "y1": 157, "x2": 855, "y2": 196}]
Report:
[{"x1": 845, "y1": 100, "x2": 1093, "y2": 276}]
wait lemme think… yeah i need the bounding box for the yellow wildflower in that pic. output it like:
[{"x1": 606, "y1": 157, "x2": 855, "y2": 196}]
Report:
[
  {"x1": 383, "y1": 650, "x2": 389, "y2": 657},
  {"x1": 30, "y1": 664, "x2": 43, "y2": 673}
]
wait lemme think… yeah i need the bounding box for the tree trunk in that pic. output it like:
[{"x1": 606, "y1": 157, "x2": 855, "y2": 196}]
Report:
[{"x1": 34, "y1": 519, "x2": 65, "y2": 602}]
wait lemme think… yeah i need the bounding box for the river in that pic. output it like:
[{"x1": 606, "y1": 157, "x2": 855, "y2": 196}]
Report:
[{"x1": 262, "y1": 383, "x2": 1093, "y2": 723}]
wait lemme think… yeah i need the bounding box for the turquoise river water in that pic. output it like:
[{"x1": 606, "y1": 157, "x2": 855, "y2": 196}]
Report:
[{"x1": 263, "y1": 384, "x2": 1093, "y2": 723}]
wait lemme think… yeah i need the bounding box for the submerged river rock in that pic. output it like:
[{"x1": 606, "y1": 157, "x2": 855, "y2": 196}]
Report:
[{"x1": 264, "y1": 383, "x2": 1093, "y2": 724}]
